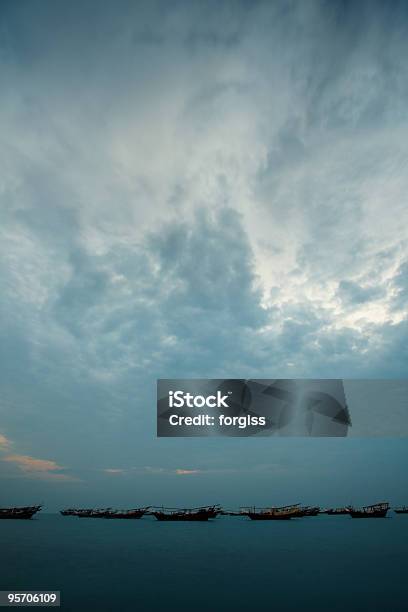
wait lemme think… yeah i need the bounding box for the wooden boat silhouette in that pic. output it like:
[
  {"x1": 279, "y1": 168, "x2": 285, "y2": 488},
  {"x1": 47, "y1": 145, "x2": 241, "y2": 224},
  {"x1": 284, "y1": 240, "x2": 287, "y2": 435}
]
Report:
[
  {"x1": 394, "y1": 506, "x2": 408, "y2": 514},
  {"x1": 152, "y1": 505, "x2": 220, "y2": 521},
  {"x1": 60, "y1": 508, "x2": 111, "y2": 517},
  {"x1": 325, "y1": 507, "x2": 350, "y2": 515},
  {"x1": 103, "y1": 508, "x2": 150, "y2": 519},
  {"x1": 349, "y1": 502, "x2": 389, "y2": 518},
  {"x1": 296, "y1": 506, "x2": 320, "y2": 517},
  {"x1": 0, "y1": 505, "x2": 42, "y2": 519},
  {"x1": 60, "y1": 507, "x2": 149, "y2": 518},
  {"x1": 243, "y1": 504, "x2": 301, "y2": 520}
]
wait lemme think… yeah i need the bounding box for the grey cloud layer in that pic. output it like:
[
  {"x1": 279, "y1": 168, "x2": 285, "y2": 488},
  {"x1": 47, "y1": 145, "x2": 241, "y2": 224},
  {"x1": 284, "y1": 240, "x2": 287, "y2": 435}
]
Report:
[{"x1": 0, "y1": 0, "x2": 407, "y2": 487}]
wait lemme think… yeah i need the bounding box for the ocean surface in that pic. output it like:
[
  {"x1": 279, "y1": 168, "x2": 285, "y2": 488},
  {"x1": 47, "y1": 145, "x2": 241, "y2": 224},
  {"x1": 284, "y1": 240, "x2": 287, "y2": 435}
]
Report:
[{"x1": 1, "y1": 513, "x2": 407, "y2": 611}]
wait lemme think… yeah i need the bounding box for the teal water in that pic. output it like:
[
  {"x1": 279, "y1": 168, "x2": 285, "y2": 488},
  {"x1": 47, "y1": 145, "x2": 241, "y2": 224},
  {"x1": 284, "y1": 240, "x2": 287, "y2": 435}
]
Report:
[{"x1": 1, "y1": 514, "x2": 407, "y2": 611}]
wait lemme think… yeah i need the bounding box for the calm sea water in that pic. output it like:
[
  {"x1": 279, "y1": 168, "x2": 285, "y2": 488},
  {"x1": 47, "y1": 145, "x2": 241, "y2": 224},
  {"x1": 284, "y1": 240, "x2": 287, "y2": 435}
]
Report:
[{"x1": 1, "y1": 513, "x2": 407, "y2": 611}]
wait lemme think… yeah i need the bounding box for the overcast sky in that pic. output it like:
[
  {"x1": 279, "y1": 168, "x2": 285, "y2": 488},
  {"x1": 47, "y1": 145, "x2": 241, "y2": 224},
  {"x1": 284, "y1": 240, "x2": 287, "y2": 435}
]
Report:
[{"x1": 0, "y1": 0, "x2": 407, "y2": 510}]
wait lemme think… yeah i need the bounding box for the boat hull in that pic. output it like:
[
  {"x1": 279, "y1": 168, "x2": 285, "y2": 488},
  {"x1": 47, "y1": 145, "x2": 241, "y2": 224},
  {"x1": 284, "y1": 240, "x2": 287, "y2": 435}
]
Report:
[
  {"x1": 349, "y1": 510, "x2": 388, "y2": 518},
  {"x1": 0, "y1": 507, "x2": 41, "y2": 519},
  {"x1": 61, "y1": 509, "x2": 147, "y2": 518},
  {"x1": 77, "y1": 513, "x2": 106, "y2": 518},
  {"x1": 153, "y1": 513, "x2": 210, "y2": 521}
]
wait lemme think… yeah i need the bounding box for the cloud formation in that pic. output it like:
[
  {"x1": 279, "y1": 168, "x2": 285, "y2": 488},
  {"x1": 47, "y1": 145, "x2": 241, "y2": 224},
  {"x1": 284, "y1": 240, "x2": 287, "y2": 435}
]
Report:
[
  {"x1": 0, "y1": 432, "x2": 78, "y2": 482},
  {"x1": 4, "y1": 454, "x2": 63, "y2": 472},
  {"x1": 1, "y1": 0, "x2": 406, "y2": 389},
  {"x1": 0, "y1": 433, "x2": 12, "y2": 451},
  {"x1": 3, "y1": 455, "x2": 77, "y2": 481},
  {"x1": 0, "y1": 0, "x2": 407, "y2": 501},
  {"x1": 103, "y1": 466, "x2": 201, "y2": 476}
]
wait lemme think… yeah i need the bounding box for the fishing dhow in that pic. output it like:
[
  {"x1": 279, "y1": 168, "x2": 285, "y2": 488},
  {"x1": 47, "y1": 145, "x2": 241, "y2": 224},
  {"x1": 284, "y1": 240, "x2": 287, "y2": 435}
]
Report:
[
  {"x1": 323, "y1": 507, "x2": 350, "y2": 515},
  {"x1": 348, "y1": 502, "x2": 389, "y2": 518},
  {"x1": 60, "y1": 507, "x2": 149, "y2": 519},
  {"x1": 151, "y1": 505, "x2": 220, "y2": 521},
  {"x1": 297, "y1": 506, "x2": 320, "y2": 517},
  {"x1": 243, "y1": 504, "x2": 301, "y2": 520},
  {"x1": 0, "y1": 505, "x2": 42, "y2": 519},
  {"x1": 5, "y1": 500, "x2": 400, "y2": 521}
]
